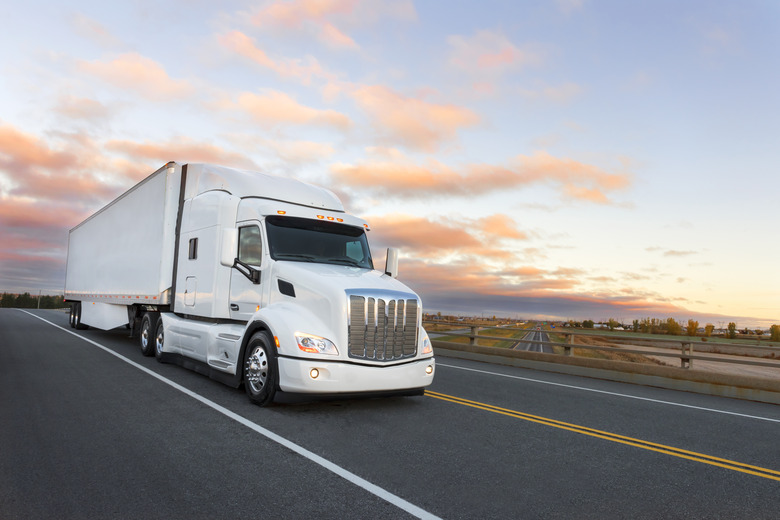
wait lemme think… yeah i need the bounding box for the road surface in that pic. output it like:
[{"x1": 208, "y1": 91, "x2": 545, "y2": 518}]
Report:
[{"x1": 2, "y1": 309, "x2": 779, "y2": 519}]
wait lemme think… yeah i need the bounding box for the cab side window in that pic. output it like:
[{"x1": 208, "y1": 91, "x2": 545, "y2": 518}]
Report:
[{"x1": 238, "y1": 226, "x2": 263, "y2": 266}]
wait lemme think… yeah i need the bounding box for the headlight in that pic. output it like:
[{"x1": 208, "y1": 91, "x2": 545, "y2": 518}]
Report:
[
  {"x1": 421, "y1": 333, "x2": 432, "y2": 355},
  {"x1": 295, "y1": 333, "x2": 339, "y2": 355}
]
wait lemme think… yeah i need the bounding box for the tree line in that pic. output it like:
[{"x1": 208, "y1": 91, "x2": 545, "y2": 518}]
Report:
[
  {"x1": 571, "y1": 317, "x2": 780, "y2": 342},
  {"x1": 0, "y1": 292, "x2": 65, "y2": 309}
]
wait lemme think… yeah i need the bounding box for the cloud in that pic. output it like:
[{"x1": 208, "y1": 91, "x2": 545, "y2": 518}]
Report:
[
  {"x1": 216, "y1": 90, "x2": 351, "y2": 130},
  {"x1": 250, "y1": 0, "x2": 360, "y2": 49},
  {"x1": 663, "y1": 250, "x2": 698, "y2": 257},
  {"x1": 79, "y1": 53, "x2": 194, "y2": 101},
  {"x1": 71, "y1": 13, "x2": 123, "y2": 49},
  {"x1": 331, "y1": 149, "x2": 631, "y2": 203},
  {"x1": 518, "y1": 82, "x2": 584, "y2": 104},
  {"x1": 106, "y1": 137, "x2": 258, "y2": 170},
  {"x1": 448, "y1": 30, "x2": 544, "y2": 76},
  {"x1": 248, "y1": 0, "x2": 416, "y2": 50},
  {"x1": 217, "y1": 30, "x2": 338, "y2": 84},
  {"x1": 52, "y1": 95, "x2": 114, "y2": 124},
  {"x1": 349, "y1": 85, "x2": 479, "y2": 151},
  {"x1": 555, "y1": 0, "x2": 585, "y2": 15}
]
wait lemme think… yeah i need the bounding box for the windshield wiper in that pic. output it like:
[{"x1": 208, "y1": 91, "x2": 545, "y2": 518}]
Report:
[
  {"x1": 275, "y1": 253, "x2": 317, "y2": 262},
  {"x1": 326, "y1": 257, "x2": 363, "y2": 267}
]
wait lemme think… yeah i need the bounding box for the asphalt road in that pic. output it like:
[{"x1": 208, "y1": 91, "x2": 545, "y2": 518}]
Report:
[
  {"x1": 2, "y1": 309, "x2": 779, "y2": 519},
  {"x1": 513, "y1": 329, "x2": 553, "y2": 353}
]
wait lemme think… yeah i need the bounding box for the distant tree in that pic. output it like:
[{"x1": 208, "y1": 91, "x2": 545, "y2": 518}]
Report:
[
  {"x1": 704, "y1": 324, "x2": 715, "y2": 337},
  {"x1": 665, "y1": 318, "x2": 682, "y2": 336},
  {"x1": 755, "y1": 329, "x2": 764, "y2": 338},
  {"x1": 583, "y1": 320, "x2": 594, "y2": 329},
  {"x1": 727, "y1": 322, "x2": 737, "y2": 340},
  {"x1": 686, "y1": 319, "x2": 699, "y2": 337},
  {"x1": 607, "y1": 318, "x2": 619, "y2": 331},
  {"x1": 770, "y1": 325, "x2": 780, "y2": 342},
  {"x1": 632, "y1": 319, "x2": 640, "y2": 332}
]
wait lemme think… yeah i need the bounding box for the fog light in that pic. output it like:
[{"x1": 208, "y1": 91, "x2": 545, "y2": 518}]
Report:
[
  {"x1": 310, "y1": 368, "x2": 320, "y2": 379},
  {"x1": 425, "y1": 365, "x2": 433, "y2": 375}
]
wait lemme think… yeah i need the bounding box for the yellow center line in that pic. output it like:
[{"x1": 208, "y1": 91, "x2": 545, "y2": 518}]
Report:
[{"x1": 424, "y1": 390, "x2": 780, "y2": 482}]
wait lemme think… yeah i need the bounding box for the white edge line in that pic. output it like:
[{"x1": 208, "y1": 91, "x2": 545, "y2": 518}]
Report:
[
  {"x1": 22, "y1": 310, "x2": 441, "y2": 520},
  {"x1": 437, "y1": 362, "x2": 780, "y2": 424}
]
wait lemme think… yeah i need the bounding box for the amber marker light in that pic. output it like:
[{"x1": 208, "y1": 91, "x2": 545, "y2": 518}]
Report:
[
  {"x1": 277, "y1": 210, "x2": 286, "y2": 215},
  {"x1": 274, "y1": 336, "x2": 280, "y2": 348},
  {"x1": 316, "y1": 215, "x2": 325, "y2": 219}
]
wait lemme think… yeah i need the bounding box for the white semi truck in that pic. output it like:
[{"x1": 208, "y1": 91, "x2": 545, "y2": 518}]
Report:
[{"x1": 64, "y1": 162, "x2": 434, "y2": 405}]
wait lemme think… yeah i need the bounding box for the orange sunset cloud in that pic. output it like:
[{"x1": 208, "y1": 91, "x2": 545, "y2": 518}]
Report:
[{"x1": 332, "y1": 150, "x2": 630, "y2": 203}]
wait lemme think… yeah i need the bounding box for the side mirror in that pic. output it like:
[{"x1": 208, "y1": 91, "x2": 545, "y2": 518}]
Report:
[
  {"x1": 220, "y1": 228, "x2": 238, "y2": 267},
  {"x1": 384, "y1": 247, "x2": 399, "y2": 279}
]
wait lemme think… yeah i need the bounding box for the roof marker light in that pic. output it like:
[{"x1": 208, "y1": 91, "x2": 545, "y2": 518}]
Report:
[
  {"x1": 327, "y1": 216, "x2": 335, "y2": 221},
  {"x1": 316, "y1": 215, "x2": 325, "y2": 219},
  {"x1": 337, "y1": 218, "x2": 343, "y2": 222}
]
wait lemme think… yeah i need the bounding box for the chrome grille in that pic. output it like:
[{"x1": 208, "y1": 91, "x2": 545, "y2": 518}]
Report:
[{"x1": 348, "y1": 292, "x2": 419, "y2": 361}]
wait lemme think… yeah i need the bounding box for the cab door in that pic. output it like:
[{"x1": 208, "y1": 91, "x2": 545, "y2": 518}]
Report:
[{"x1": 229, "y1": 222, "x2": 267, "y2": 321}]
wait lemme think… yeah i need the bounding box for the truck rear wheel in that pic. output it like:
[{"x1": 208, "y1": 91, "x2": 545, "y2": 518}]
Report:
[
  {"x1": 243, "y1": 331, "x2": 278, "y2": 407},
  {"x1": 74, "y1": 303, "x2": 89, "y2": 330},
  {"x1": 69, "y1": 304, "x2": 77, "y2": 328},
  {"x1": 139, "y1": 313, "x2": 158, "y2": 357}
]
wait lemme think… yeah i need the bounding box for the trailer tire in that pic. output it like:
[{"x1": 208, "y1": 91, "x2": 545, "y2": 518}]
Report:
[
  {"x1": 154, "y1": 319, "x2": 165, "y2": 361},
  {"x1": 74, "y1": 303, "x2": 89, "y2": 330},
  {"x1": 243, "y1": 331, "x2": 278, "y2": 407},
  {"x1": 69, "y1": 304, "x2": 77, "y2": 328},
  {"x1": 139, "y1": 313, "x2": 158, "y2": 357}
]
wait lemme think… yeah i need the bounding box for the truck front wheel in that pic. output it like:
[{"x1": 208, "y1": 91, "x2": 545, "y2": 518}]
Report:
[
  {"x1": 243, "y1": 331, "x2": 278, "y2": 407},
  {"x1": 139, "y1": 313, "x2": 158, "y2": 357},
  {"x1": 154, "y1": 320, "x2": 165, "y2": 361}
]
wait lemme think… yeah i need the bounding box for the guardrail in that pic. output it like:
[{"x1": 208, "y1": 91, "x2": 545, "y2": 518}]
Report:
[{"x1": 424, "y1": 322, "x2": 780, "y2": 371}]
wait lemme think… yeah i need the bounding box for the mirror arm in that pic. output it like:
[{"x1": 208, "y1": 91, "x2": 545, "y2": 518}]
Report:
[{"x1": 233, "y1": 258, "x2": 261, "y2": 285}]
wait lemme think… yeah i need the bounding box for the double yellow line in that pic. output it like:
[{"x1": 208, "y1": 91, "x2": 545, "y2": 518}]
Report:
[{"x1": 425, "y1": 390, "x2": 780, "y2": 482}]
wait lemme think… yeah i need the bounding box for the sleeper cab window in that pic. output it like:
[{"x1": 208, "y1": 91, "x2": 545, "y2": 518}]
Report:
[
  {"x1": 188, "y1": 238, "x2": 198, "y2": 260},
  {"x1": 238, "y1": 226, "x2": 263, "y2": 266}
]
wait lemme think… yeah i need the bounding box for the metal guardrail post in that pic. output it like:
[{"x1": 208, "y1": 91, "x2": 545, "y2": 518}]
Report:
[
  {"x1": 681, "y1": 342, "x2": 692, "y2": 369},
  {"x1": 470, "y1": 326, "x2": 478, "y2": 346}
]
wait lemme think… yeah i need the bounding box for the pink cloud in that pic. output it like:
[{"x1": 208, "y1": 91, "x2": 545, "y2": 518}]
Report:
[
  {"x1": 218, "y1": 31, "x2": 338, "y2": 84},
  {"x1": 249, "y1": 0, "x2": 415, "y2": 50},
  {"x1": 79, "y1": 53, "x2": 194, "y2": 101},
  {"x1": 217, "y1": 90, "x2": 351, "y2": 130},
  {"x1": 331, "y1": 150, "x2": 630, "y2": 203},
  {"x1": 350, "y1": 85, "x2": 480, "y2": 152},
  {"x1": 448, "y1": 30, "x2": 543, "y2": 75},
  {"x1": 106, "y1": 138, "x2": 258, "y2": 170}
]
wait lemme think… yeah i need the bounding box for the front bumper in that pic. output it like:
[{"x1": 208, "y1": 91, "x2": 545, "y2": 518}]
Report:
[{"x1": 277, "y1": 356, "x2": 435, "y2": 394}]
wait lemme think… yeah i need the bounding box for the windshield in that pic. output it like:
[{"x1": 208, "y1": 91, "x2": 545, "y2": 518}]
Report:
[{"x1": 265, "y1": 216, "x2": 374, "y2": 269}]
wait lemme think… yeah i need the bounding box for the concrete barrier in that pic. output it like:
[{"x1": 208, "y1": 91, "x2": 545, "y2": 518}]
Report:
[{"x1": 433, "y1": 340, "x2": 780, "y2": 405}]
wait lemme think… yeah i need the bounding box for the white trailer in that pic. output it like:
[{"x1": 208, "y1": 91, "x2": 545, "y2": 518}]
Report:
[{"x1": 65, "y1": 162, "x2": 434, "y2": 405}]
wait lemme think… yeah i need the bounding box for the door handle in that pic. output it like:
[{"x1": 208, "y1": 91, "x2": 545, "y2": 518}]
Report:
[{"x1": 230, "y1": 304, "x2": 239, "y2": 311}]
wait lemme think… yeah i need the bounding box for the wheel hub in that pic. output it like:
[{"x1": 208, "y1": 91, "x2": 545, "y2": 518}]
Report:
[{"x1": 246, "y1": 349, "x2": 268, "y2": 388}]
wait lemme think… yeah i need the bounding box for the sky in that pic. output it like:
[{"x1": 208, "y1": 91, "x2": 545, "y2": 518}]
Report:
[{"x1": 0, "y1": 0, "x2": 778, "y2": 327}]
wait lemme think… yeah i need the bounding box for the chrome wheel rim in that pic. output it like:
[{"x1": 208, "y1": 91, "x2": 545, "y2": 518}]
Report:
[
  {"x1": 155, "y1": 327, "x2": 164, "y2": 356},
  {"x1": 245, "y1": 347, "x2": 268, "y2": 393},
  {"x1": 141, "y1": 322, "x2": 150, "y2": 350}
]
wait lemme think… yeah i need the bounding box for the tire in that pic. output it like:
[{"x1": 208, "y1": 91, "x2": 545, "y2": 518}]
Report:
[
  {"x1": 74, "y1": 303, "x2": 89, "y2": 330},
  {"x1": 153, "y1": 319, "x2": 165, "y2": 361},
  {"x1": 69, "y1": 304, "x2": 77, "y2": 328},
  {"x1": 139, "y1": 313, "x2": 158, "y2": 357},
  {"x1": 243, "y1": 331, "x2": 278, "y2": 406}
]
